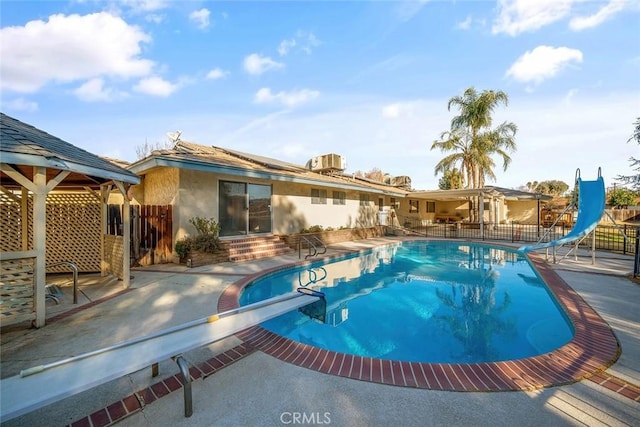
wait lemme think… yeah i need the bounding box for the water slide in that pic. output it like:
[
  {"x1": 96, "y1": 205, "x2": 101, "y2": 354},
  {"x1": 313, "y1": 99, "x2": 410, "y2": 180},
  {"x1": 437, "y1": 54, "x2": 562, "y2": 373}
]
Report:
[
  {"x1": 518, "y1": 172, "x2": 605, "y2": 252},
  {"x1": 1, "y1": 291, "x2": 322, "y2": 421}
]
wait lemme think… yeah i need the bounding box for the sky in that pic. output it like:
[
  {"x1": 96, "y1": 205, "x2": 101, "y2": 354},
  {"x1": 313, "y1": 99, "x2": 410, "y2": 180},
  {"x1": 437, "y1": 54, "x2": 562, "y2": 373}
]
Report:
[{"x1": 1, "y1": 0, "x2": 639, "y2": 191}]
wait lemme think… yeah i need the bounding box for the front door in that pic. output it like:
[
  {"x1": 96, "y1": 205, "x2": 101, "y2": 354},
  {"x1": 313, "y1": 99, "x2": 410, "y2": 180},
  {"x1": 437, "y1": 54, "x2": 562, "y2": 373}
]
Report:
[{"x1": 219, "y1": 181, "x2": 272, "y2": 237}]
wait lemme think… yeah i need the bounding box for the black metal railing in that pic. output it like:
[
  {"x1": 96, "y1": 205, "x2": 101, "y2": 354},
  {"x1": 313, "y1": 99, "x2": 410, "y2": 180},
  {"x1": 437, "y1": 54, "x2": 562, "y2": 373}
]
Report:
[{"x1": 393, "y1": 214, "x2": 638, "y2": 255}]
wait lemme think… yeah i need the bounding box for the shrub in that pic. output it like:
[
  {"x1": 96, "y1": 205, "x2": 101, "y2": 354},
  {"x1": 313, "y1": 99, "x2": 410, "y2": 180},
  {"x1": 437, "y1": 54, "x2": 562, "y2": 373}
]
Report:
[
  {"x1": 175, "y1": 238, "x2": 192, "y2": 259},
  {"x1": 300, "y1": 225, "x2": 324, "y2": 233},
  {"x1": 175, "y1": 217, "x2": 221, "y2": 257}
]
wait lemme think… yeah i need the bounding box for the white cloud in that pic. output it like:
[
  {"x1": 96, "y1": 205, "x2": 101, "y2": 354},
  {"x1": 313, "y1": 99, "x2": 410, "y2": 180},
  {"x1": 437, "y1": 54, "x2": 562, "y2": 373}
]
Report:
[
  {"x1": 118, "y1": 0, "x2": 168, "y2": 12},
  {"x1": 456, "y1": 15, "x2": 473, "y2": 30},
  {"x1": 133, "y1": 76, "x2": 179, "y2": 97},
  {"x1": 277, "y1": 31, "x2": 320, "y2": 56},
  {"x1": 382, "y1": 102, "x2": 418, "y2": 118},
  {"x1": 569, "y1": 0, "x2": 627, "y2": 31},
  {"x1": 2, "y1": 97, "x2": 38, "y2": 112},
  {"x1": 73, "y1": 78, "x2": 128, "y2": 102},
  {"x1": 206, "y1": 68, "x2": 228, "y2": 80},
  {"x1": 395, "y1": 0, "x2": 431, "y2": 22},
  {"x1": 145, "y1": 13, "x2": 165, "y2": 24},
  {"x1": 243, "y1": 54, "x2": 284, "y2": 75},
  {"x1": 0, "y1": 12, "x2": 153, "y2": 93},
  {"x1": 492, "y1": 0, "x2": 574, "y2": 36},
  {"x1": 278, "y1": 38, "x2": 296, "y2": 56},
  {"x1": 254, "y1": 88, "x2": 319, "y2": 107},
  {"x1": 189, "y1": 8, "x2": 211, "y2": 30},
  {"x1": 506, "y1": 45, "x2": 583, "y2": 85}
]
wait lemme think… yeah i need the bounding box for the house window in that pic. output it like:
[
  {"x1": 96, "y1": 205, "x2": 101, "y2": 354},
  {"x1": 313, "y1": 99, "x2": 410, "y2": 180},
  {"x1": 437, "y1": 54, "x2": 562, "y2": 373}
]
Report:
[
  {"x1": 426, "y1": 201, "x2": 435, "y2": 213},
  {"x1": 409, "y1": 200, "x2": 419, "y2": 213},
  {"x1": 311, "y1": 188, "x2": 327, "y2": 204},
  {"x1": 390, "y1": 198, "x2": 400, "y2": 210},
  {"x1": 333, "y1": 191, "x2": 346, "y2": 205},
  {"x1": 359, "y1": 194, "x2": 370, "y2": 206}
]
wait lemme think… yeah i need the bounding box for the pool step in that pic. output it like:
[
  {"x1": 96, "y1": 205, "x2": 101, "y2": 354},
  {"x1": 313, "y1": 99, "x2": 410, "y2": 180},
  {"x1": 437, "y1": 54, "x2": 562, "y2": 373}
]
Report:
[{"x1": 226, "y1": 236, "x2": 293, "y2": 262}]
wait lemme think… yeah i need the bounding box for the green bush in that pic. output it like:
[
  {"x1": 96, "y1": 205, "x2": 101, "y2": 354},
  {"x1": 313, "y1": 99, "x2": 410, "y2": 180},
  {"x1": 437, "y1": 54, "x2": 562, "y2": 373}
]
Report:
[
  {"x1": 300, "y1": 225, "x2": 324, "y2": 233},
  {"x1": 175, "y1": 217, "x2": 221, "y2": 257},
  {"x1": 174, "y1": 238, "x2": 191, "y2": 258},
  {"x1": 189, "y1": 217, "x2": 220, "y2": 237}
]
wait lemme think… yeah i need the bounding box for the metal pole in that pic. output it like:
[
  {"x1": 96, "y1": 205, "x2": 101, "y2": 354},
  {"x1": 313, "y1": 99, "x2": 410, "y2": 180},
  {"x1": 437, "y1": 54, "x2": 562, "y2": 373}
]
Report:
[
  {"x1": 634, "y1": 228, "x2": 639, "y2": 278},
  {"x1": 174, "y1": 355, "x2": 193, "y2": 417}
]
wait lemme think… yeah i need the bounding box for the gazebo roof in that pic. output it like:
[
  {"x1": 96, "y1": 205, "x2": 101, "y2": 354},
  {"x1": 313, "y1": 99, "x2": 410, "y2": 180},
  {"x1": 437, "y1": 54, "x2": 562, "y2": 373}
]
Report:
[{"x1": 0, "y1": 113, "x2": 139, "y2": 189}]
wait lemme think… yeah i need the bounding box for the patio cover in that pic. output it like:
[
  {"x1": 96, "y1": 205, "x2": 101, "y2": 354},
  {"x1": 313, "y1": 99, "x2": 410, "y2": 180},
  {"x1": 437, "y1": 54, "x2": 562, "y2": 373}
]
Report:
[{"x1": 0, "y1": 113, "x2": 140, "y2": 327}]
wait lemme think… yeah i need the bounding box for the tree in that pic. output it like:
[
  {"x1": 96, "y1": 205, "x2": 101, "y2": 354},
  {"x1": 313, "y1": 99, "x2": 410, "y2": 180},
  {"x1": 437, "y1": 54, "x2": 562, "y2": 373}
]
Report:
[
  {"x1": 431, "y1": 87, "x2": 517, "y2": 189},
  {"x1": 438, "y1": 167, "x2": 464, "y2": 190},
  {"x1": 354, "y1": 168, "x2": 385, "y2": 182},
  {"x1": 525, "y1": 181, "x2": 539, "y2": 192},
  {"x1": 608, "y1": 187, "x2": 637, "y2": 208},
  {"x1": 616, "y1": 117, "x2": 640, "y2": 190},
  {"x1": 135, "y1": 137, "x2": 177, "y2": 160},
  {"x1": 534, "y1": 180, "x2": 570, "y2": 197}
]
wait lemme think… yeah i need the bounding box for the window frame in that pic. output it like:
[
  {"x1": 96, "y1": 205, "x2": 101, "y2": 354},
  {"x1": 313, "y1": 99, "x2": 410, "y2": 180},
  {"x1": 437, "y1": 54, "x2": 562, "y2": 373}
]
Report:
[{"x1": 311, "y1": 188, "x2": 327, "y2": 204}]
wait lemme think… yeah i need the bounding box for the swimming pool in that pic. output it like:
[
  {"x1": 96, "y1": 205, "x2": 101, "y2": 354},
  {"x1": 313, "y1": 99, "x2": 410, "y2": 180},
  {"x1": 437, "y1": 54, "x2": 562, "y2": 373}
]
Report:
[
  {"x1": 221, "y1": 239, "x2": 619, "y2": 391},
  {"x1": 239, "y1": 241, "x2": 573, "y2": 364}
]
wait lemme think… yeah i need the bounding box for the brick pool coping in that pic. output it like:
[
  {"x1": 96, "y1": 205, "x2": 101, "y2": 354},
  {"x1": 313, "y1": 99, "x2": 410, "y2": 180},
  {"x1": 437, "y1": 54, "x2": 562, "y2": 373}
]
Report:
[{"x1": 218, "y1": 246, "x2": 624, "y2": 393}]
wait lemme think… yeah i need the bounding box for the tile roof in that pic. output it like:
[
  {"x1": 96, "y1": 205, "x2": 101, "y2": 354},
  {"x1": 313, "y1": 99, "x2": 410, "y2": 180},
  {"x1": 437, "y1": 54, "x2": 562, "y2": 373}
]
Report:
[{"x1": 131, "y1": 140, "x2": 410, "y2": 196}]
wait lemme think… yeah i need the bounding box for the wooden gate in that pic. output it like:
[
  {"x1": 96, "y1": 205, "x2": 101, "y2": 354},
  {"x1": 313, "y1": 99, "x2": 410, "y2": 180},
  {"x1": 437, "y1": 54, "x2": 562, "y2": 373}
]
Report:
[{"x1": 135, "y1": 205, "x2": 172, "y2": 265}]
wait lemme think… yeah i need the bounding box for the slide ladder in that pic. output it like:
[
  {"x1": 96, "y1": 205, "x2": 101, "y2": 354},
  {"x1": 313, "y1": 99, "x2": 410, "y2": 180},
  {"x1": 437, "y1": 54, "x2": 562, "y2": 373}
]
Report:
[{"x1": 1, "y1": 290, "x2": 324, "y2": 422}]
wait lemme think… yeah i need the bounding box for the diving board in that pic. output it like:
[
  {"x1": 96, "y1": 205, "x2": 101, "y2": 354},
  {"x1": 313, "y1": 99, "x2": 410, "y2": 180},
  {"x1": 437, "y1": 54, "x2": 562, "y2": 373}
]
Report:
[
  {"x1": 519, "y1": 170, "x2": 605, "y2": 252},
  {"x1": 1, "y1": 291, "x2": 322, "y2": 422}
]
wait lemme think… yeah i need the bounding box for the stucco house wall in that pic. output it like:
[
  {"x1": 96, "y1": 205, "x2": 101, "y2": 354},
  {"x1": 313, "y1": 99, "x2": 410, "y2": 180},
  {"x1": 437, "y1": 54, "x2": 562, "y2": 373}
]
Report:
[
  {"x1": 270, "y1": 182, "x2": 380, "y2": 235},
  {"x1": 505, "y1": 200, "x2": 539, "y2": 224},
  {"x1": 142, "y1": 168, "x2": 384, "y2": 240}
]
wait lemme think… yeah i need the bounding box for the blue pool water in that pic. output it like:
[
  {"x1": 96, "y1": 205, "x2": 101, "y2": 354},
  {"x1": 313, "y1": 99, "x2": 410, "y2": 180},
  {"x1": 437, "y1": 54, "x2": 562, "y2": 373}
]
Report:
[{"x1": 239, "y1": 241, "x2": 574, "y2": 363}]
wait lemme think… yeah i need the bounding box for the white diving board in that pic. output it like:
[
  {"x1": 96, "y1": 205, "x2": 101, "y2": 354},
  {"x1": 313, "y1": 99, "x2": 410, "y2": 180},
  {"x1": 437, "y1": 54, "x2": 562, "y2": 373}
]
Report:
[{"x1": 1, "y1": 291, "x2": 321, "y2": 422}]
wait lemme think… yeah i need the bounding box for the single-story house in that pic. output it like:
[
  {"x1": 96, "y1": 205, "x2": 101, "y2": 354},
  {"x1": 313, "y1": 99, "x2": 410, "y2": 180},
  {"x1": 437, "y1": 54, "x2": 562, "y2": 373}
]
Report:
[{"x1": 126, "y1": 141, "x2": 550, "y2": 262}]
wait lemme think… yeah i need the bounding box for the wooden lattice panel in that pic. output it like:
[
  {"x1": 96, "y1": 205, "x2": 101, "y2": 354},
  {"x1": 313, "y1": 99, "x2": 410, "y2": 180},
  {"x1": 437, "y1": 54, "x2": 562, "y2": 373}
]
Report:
[
  {"x1": 45, "y1": 193, "x2": 101, "y2": 273},
  {"x1": 1, "y1": 190, "x2": 101, "y2": 272},
  {"x1": 104, "y1": 234, "x2": 124, "y2": 279},
  {"x1": 0, "y1": 257, "x2": 36, "y2": 327},
  {"x1": 0, "y1": 189, "x2": 29, "y2": 253}
]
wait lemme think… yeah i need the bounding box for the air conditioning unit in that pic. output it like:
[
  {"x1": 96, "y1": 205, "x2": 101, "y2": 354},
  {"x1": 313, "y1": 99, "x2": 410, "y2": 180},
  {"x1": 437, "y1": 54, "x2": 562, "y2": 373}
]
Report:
[{"x1": 308, "y1": 154, "x2": 347, "y2": 172}]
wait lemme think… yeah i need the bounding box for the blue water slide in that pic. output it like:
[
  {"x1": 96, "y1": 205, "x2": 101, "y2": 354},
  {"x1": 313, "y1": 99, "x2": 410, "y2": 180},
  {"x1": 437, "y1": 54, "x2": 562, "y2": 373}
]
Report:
[{"x1": 518, "y1": 175, "x2": 605, "y2": 252}]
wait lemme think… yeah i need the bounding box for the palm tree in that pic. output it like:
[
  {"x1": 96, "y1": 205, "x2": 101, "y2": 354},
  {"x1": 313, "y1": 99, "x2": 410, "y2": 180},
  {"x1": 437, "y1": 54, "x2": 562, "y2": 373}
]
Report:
[{"x1": 432, "y1": 87, "x2": 517, "y2": 189}]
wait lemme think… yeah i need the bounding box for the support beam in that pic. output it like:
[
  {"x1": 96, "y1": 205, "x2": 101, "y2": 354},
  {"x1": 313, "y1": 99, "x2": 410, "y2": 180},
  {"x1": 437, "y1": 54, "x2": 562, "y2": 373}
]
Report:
[
  {"x1": 32, "y1": 167, "x2": 47, "y2": 328},
  {"x1": 100, "y1": 185, "x2": 112, "y2": 277},
  {"x1": 21, "y1": 188, "x2": 29, "y2": 251},
  {"x1": 1, "y1": 164, "x2": 37, "y2": 193},
  {"x1": 114, "y1": 181, "x2": 131, "y2": 288}
]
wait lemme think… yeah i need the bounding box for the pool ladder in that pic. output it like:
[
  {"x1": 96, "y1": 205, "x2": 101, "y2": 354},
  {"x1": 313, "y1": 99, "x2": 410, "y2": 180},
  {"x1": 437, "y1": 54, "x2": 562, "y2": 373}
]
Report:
[{"x1": 298, "y1": 235, "x2": 327, "y2": 259}]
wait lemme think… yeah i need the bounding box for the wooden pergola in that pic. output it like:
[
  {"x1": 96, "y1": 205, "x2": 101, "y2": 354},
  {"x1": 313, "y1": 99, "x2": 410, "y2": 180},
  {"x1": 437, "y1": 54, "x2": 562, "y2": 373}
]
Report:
[{"x1": 0, "y1": 113, "x2": 140, "y2": 328}]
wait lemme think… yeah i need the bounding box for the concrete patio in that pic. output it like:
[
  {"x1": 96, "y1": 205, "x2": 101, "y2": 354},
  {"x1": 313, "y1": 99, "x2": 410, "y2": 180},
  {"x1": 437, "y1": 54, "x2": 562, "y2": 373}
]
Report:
[{"x1": 1, "y1": 237, "x2": 638, "y2": 426}]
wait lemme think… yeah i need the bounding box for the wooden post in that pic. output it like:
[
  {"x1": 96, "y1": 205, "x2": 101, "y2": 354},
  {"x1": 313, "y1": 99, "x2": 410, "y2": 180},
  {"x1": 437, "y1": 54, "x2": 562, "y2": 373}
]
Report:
[{"x1": 33, "y1": 167, "x2": 47, "y2": 328}]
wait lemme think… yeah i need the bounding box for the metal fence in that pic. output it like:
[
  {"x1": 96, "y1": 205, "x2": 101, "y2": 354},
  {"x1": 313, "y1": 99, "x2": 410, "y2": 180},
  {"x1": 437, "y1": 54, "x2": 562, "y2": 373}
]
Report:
[{"x1": 395, "y1": 215, "x2": 638, "y2": 256}]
